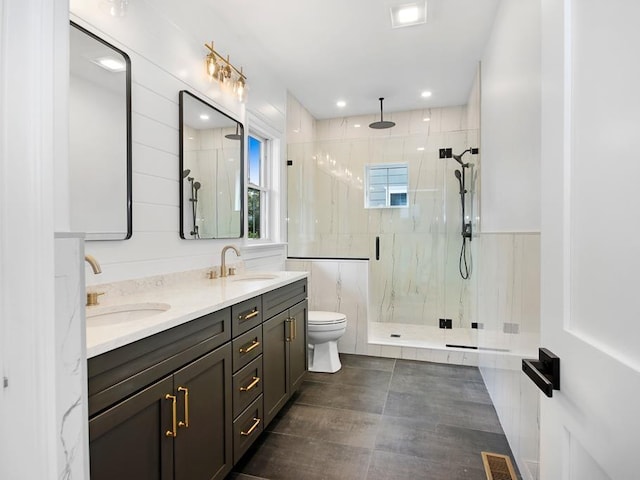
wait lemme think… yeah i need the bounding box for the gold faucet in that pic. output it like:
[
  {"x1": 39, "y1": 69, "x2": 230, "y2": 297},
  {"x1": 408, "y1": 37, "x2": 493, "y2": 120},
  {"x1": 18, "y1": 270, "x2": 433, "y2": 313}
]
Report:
[
  {"x1": 84, "y1": 254, "x2": 102, "y2": 274},
  {"x1": 220, "y1": 245, "x2": 240, "y2": 277},
  {"x1": 85, "y1": 254, "x2": 104, "y2": 306}
]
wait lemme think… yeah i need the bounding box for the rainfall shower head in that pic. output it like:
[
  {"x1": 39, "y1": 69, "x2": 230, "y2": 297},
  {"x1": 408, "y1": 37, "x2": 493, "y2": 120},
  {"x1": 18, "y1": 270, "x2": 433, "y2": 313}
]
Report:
[
  {"x1": 225, "y1": 124, "x2": 242, "y2": 140},
  {"x1": 369, "y1": 97, "x2": 396, "y2": 129},
  {"x1": 182, "y1": 169, "x2": 191, "y2": 178}
]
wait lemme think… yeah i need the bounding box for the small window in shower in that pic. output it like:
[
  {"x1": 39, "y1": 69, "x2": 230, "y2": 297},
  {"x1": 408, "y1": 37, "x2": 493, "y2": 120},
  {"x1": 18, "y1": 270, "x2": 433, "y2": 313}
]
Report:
[{"x1": 365, "y1": 163, "x2": 409, "y2": 208}]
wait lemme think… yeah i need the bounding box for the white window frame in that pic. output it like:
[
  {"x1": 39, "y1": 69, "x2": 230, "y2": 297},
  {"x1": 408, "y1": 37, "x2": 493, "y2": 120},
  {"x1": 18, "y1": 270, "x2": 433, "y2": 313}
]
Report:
[
  {"x1": 364, "y1": 163, "x2": 409, "y2": 209},
  {"x1": 245, "y1": 113, "x2": 282, "y2": 243}
]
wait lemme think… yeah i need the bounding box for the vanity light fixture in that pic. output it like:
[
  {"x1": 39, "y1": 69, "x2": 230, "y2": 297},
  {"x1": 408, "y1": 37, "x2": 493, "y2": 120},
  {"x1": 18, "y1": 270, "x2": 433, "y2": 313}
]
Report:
[
  {"x1": 204, "y1": 41, "x2": 248, "y2": 102},
  {"x1": 390, "y1": 2, "x2": 427, "y2": 28}
]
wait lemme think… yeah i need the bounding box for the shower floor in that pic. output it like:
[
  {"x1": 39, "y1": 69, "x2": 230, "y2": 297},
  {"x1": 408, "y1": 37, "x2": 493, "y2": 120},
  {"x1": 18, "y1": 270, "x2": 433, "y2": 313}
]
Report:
[{"x1": 367, "y1": 322, "x2": 480, "y2": 366}]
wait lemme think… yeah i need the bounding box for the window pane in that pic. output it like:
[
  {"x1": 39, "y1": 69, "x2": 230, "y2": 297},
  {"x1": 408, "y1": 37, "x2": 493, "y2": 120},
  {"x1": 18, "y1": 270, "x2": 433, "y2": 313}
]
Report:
[
  {"x1": 248, "y1": 187, "x2": 261, "y2": 238},
  {"x1": 365, "y1": 163, "x2": 408, "y2": 208},
  {"x1": 248, "y1": 136, "x2": 261, "y2": 186}
]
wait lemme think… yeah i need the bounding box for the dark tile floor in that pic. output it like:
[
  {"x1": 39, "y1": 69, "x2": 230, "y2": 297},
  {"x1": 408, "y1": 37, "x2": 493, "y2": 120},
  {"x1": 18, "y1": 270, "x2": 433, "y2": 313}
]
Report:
[{"x1": 228, "y1": 354, "x2": 519, "y2": 480}]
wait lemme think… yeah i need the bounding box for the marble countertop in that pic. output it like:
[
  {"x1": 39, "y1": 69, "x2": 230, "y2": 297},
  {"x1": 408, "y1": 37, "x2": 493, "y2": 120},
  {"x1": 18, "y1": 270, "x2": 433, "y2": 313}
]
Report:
[{"x1": 85, "y1": 271, "x2": 308, "y2": 358}]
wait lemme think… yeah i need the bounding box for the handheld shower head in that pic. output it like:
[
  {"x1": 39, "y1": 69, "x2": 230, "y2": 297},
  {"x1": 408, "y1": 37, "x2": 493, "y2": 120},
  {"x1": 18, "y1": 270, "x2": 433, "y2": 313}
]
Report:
[
  {"x1": 193, "y1": 181, "x2": 201, "y2": 190},
  {"x1": 454, "y1": 169, "x2": 464, "y2": 194}
]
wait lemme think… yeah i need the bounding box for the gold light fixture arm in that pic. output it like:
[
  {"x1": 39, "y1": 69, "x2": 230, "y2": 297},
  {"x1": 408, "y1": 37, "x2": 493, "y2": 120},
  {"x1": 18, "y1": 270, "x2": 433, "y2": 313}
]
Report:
[{"x1": 204, "y1": 41, "x2": 247, "y2": 81}]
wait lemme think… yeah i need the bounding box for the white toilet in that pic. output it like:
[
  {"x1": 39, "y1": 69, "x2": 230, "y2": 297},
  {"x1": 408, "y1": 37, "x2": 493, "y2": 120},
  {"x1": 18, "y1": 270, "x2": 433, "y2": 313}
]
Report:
[{"x1": 307, "y1": 311, "x2": 347, "y2": 373}]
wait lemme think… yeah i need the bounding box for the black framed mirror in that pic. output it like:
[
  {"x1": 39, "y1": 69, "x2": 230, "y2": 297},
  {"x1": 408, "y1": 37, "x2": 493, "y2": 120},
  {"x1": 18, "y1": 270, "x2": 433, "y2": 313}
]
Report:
[
  {"x1": 69, "y1": 21, "x2": 132, "y2": 240},
  {"x1": 179, "y1": 90, "x2": 244, "y2": 239}
]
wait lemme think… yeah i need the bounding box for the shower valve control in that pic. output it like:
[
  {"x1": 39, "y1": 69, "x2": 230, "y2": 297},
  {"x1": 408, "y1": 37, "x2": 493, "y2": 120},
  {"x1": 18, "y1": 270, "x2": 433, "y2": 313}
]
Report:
[
  {"x1": 439, "y1": 148, "x2": 453, "y2": 159},
  {"x1": 462, "y1": 222, "x2": 472, "y2": 239}
]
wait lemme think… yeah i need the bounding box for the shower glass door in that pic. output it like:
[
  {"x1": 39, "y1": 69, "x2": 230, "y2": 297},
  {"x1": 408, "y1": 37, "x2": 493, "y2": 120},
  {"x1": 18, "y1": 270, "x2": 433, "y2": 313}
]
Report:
[{"x1": 287, "y1": 131, "x2": 478, "y2": 348}]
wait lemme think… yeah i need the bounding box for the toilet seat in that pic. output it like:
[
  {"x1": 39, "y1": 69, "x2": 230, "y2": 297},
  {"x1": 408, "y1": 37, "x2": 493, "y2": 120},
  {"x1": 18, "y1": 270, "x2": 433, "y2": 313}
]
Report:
[{"x1": 308, "y1": 311, "x2": 346, "y2": 325}]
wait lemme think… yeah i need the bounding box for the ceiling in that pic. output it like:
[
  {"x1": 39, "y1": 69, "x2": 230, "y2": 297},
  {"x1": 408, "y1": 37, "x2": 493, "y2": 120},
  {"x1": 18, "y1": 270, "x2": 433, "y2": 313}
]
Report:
[{"x1": 144, "y1": 0, "x2": 501, "y2": 119}]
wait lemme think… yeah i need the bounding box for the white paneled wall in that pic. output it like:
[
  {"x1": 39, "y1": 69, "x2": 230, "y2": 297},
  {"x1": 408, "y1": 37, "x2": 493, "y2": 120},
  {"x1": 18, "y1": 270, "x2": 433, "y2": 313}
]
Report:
[{"x1": 69, "y1": 5, "x2": 288, "y2": 285}]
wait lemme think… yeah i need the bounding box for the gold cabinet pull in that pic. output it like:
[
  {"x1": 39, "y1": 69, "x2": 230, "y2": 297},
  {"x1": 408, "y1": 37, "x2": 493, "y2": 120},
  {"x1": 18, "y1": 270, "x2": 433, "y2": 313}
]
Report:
[
  {"x1": 291, "y1": 317, "x2": 297, "y2": 340},
  {"x1": 239, "y1": 376, "x2": 260, "y2": 392},
  {"x1": 239, "y1": 339, "x2": 260, "y2": 354},
  {"x1": 239, "y1": 309, "x2": 259, "y2": 322},
  {"x1": 177, "y1": 386, "x2": 189, "y2": 428},
  {"x1": 240, "y1": 417, "x2": 261, "y2": 436},
  {"x1": 165, "y1": 394, "x2": 177, "y2": 437}
]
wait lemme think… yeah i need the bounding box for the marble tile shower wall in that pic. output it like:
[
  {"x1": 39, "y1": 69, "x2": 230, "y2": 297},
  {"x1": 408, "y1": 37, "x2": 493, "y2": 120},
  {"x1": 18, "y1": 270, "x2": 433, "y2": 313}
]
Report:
[
  {"x1": 288, "y1": 106, "x2": 479, "y2": 328},
  {"x1": 476, "y1": 233, "x2": 541, "y2": 480}
]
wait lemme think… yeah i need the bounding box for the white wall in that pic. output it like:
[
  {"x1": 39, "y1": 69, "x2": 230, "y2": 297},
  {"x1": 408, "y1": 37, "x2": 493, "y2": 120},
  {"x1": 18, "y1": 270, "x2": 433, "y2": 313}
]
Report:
[
  {"x1": 69, "y1": 2, "x2": 289, "y2": 285},
  {"x1": 1, "y1": 0, "x2": 70, "y2": 478},
  {"x1": 480, "y1": 0, "x2": 541, "y2": 233},
  {"x1": 477, "y1": 1, "x2": 542, "y2": 479}
]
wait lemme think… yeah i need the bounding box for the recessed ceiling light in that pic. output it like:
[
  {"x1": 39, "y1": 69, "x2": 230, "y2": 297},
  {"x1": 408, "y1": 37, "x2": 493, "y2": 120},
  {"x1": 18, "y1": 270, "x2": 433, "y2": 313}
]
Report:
[
  {"x1": 336, "y1": 100, "x2": 346, "y2": 108},
  {"x1": 354, "y1": 124, "x2": 361, "y2": 128},
  {"x1": 199, "y1": 114, "x2": 209, "y2": 120},
  {"x1": 92, "y1": 56, "x2": 126, "y2": 72},
  {"x1": 421, "y1": 91, "x2": 432, "y2": 98},
  {"x1": 390, "y1": 2, "x2": 427, "y2": 28},
  {"x1": 293, "y1": 129, "x2": 300, "y2": 133},
  {"x1": 417, "y1": 147, "x2": 425, "y2": 151},
  {"x1": 423, "y1": 117, "x2": 431, "y2": 122}
]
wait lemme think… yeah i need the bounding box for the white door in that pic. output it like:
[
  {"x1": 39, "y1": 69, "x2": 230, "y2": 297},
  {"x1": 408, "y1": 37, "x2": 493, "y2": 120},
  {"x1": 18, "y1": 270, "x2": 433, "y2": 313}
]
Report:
[{"x1": 539, "y1": 0, "x2": 640, "y2": 478}]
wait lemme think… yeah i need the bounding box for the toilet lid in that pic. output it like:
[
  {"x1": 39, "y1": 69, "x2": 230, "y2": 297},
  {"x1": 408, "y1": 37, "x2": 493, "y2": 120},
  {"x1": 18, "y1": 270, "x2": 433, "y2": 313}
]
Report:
[{"x1": 308, "y1": 310, "x2": 346, "y2": 325}]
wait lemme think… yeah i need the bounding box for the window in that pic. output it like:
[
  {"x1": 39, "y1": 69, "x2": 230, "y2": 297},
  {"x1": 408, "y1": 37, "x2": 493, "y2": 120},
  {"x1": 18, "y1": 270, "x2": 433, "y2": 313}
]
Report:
[
  {"x1": 247, "y1": 134, "x2": 268, "y2": 239},
  {"x1": 365, "y1": 163, "x2": 409, "y2": 208}
]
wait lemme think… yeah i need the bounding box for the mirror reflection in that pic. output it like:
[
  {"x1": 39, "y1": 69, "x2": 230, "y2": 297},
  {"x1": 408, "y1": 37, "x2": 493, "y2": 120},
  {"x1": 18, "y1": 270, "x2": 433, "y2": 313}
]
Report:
[
  {"x1": 179, "y1": 90, "x2": 244, "y2": 239},
  {"x1": 69, "y1": 22, "x2": 132, "y2": 240}
]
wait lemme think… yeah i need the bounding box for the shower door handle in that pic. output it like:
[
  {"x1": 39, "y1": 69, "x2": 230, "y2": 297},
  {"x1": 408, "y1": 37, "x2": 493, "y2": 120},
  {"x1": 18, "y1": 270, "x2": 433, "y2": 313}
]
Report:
[{"x1": 375, "y1": 236, "x2": 380, "y2": 260}]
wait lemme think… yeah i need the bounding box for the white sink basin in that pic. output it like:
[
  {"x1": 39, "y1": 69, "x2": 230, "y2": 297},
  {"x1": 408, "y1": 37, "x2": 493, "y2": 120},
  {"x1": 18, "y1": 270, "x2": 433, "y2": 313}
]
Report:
[
  {"x1": 87, "y1": 302, "x2": 171, "y2": 327},
  {"x1": 231, "y1": 273, "x2": 279, "y2": 282}
]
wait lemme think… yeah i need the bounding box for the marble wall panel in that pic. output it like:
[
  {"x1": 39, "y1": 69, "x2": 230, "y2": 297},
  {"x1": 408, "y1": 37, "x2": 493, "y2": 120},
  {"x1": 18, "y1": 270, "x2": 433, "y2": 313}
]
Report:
[
  {"x1": 286, "y1": 259, "x2": 369, "y2": 355},
  {"x1": 477, "y1": 233, "x2": 541, "y2": 480},
  {"x1": 54, "y1": 234, "x2": 89, "y2": 479}
]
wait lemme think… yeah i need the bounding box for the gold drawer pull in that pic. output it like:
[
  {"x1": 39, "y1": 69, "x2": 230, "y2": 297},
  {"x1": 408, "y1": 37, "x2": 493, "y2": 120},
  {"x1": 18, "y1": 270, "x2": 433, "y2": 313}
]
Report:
[
  {"x1": 239, "y1": 339, "x2": 260, "y2": 354},
  {"x1": 240, "y1": 417, "x2": 261, "y2": 436},
  {"x1": 240, "y1": 309, "x2": 259, "y2": 321},
  {"x1": 239, "y1": 376, "x2": 260, "y2": 392},
  {"x1": 165, "y1": 394, "x2": 177, "y2": 437},
  {"x1": 177, "y1": 386, "x2": 189, "y2": 428}
]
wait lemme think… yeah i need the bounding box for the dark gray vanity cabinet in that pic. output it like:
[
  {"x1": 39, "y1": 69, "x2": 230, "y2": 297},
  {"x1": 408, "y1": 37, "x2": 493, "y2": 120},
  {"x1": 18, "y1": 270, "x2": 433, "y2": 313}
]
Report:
[
  {"x1": 87, "y1": 278, "x2": 307, "y2": 478},
  {"x1": 88, "y1": 376, "x2": 174, "y2": 480},
  {"x1": 88, "y1": 309, "x2": 233, "y2": 480},
  {"x1": 262, "y1": 280, "x2": 308, "y2": 426}
]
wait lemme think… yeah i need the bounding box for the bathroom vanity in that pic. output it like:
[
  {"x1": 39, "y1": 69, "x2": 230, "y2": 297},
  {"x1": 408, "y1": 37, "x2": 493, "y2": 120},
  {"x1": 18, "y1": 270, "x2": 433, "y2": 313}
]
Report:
[{"x1": 85, "y1": 273, "x2": 307, "y2": 480}]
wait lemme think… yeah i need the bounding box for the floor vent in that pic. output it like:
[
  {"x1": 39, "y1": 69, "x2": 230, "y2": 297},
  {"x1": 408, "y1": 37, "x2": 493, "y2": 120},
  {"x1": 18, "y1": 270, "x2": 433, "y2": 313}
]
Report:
[
  {"x1": 481, "y1": 452, "x2": 517, "y2": 480},
  {"x1": 390, "y1": 333, "x2": 401, "y2": 338}
]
